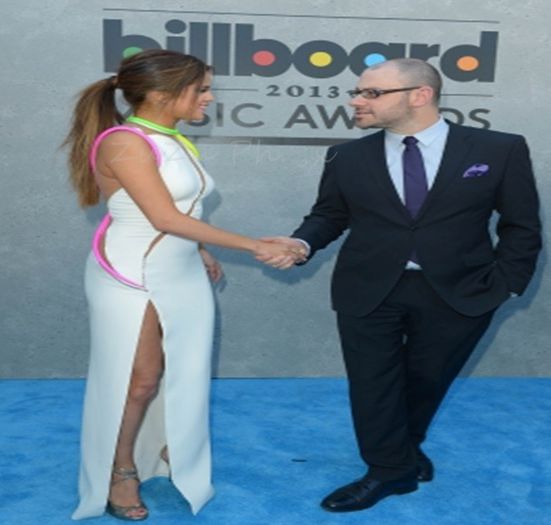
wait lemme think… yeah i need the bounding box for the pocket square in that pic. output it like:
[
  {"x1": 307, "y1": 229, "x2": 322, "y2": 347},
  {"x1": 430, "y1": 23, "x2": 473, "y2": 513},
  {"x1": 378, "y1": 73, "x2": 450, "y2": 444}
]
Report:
[{"x1": 463, "y1": 163, "x2": 489, "y2": 178}]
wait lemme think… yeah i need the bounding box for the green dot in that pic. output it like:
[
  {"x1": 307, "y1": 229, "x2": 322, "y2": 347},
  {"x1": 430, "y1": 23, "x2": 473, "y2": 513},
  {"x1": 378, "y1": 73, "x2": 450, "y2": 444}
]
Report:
[{"x1": 123, "y1": 46, "x2": 142, "y2": 58}]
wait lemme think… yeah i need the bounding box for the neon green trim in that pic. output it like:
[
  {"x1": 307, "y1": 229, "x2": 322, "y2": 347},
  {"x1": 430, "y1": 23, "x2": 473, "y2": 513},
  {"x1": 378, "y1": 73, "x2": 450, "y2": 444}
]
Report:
[
  {"x1": 126, "y1": 115, "x2": 200, "y2": 158},
  {"x1": 126, "y1": 116, "x2": 179, "y2": 135},
  {"x1": 174, "y1": 135, "x2": 200, "y2": 159}
]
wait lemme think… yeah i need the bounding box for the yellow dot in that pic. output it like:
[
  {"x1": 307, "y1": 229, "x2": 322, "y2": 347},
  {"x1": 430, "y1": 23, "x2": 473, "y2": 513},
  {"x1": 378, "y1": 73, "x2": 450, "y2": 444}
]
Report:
[
  {"x1": 309, "y1": 52, "x2": 333, "y2": 68},
  {"x1": 457, "y1": 56, "x2": 479, "y2": 71}
]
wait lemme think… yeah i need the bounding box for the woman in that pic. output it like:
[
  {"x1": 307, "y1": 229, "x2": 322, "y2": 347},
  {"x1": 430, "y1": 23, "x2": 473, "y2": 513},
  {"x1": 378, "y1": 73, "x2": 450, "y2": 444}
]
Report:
[{"x1": 66, "y1": 50, "x2": 298, "y2": 521}]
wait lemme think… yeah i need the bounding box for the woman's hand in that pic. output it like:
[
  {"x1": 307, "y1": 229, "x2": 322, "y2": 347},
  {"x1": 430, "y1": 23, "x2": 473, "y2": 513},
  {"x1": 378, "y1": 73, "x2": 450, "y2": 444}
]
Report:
[
  {"x1": 253, "y1": 239, "x2": 307, "y2": 270},
  {"x1": 199, "y1": 246, "x2": 224, "y2": 283}
]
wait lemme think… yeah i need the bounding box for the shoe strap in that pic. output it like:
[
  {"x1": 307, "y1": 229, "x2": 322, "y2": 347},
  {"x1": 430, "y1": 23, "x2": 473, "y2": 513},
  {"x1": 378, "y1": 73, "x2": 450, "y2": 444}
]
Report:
[{"x1": 111, "y1": 466, "x2": 139, "y2": 485}]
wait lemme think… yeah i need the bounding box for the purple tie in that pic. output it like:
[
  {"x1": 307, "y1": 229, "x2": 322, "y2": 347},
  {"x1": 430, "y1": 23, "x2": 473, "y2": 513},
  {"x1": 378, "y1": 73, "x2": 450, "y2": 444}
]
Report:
[
  {"x1": 402, "y1": 136, "x2": 428, "y2": 218},
  {"x1": 402, "y1": 136, "x2": 428, "y2": 264}
]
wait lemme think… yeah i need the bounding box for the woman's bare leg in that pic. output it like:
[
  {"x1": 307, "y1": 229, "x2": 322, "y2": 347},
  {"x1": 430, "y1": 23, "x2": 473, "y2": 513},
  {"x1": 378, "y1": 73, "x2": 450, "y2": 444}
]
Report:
[{"x1": 108, "y1": 302, "x2": 164, "y2": 516}]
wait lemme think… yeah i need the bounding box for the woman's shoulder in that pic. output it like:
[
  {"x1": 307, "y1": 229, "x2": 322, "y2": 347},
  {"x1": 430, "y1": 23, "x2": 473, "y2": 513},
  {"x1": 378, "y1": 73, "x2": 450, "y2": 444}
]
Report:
[
  {"x1": 95, "y1": 126, "x2": 162, "y2": 166},
  {"x1": 98, "y1": 125, "x2": 150, "y2": 146}
]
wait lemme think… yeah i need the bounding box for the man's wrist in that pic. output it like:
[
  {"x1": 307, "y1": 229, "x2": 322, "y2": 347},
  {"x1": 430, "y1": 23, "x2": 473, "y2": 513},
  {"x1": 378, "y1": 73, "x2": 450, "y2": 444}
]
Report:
[{"x1": 293, "y1": 238, "x2": 311, "y2": 256}]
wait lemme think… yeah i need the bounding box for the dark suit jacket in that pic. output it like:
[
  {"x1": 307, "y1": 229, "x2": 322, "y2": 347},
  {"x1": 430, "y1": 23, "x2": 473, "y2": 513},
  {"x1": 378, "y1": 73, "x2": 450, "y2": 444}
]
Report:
[{"x1": 293, "y1": 123, "x2": 541, "y2": 317}]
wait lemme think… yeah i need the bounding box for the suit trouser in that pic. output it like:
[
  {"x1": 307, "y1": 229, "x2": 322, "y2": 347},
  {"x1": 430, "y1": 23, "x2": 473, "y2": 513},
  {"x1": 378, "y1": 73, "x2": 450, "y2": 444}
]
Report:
[{"x1": 337, "y1": 271, "x2": 495, "y2": 481}]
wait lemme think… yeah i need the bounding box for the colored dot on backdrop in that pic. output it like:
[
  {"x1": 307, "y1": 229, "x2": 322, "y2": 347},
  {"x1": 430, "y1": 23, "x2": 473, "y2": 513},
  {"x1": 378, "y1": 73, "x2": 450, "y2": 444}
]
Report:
[
  {"x1": 165, "y1": 20, "x2": 186, "y2": 33},
  {"x1": 253, "y1": 51, "x2": 276, "y2": 66},
  {"x1": 457, "y1": 56, "x2": 479, "y2": 71},
  {"x1": 364, "y1": 53, "x2": 387, "y2": 67},
  {"x1": 309, "y1": 52, "x2": 333, "y2": 67},
  {"x1": 123, "y1": 47, "x2": 142, "y2": 58}
]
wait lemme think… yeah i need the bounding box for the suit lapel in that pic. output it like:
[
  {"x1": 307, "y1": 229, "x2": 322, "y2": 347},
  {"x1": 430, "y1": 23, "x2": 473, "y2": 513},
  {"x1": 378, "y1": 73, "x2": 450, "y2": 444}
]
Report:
[
  {"x1": 362, "y1": 131, "x2": 411, "y2": 221},
  {"x1": 416, "y1": 122, "x2": 474, "y2": 219},
  {"x1": 358, "y1": 123, "x2": 475, "y2": 221}
]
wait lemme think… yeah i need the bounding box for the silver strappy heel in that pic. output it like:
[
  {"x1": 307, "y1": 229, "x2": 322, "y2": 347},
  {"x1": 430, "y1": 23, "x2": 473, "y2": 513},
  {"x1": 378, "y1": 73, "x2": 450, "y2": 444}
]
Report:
[{"x1": 106, "y1": 466, "x2": 149, "y2": 521}]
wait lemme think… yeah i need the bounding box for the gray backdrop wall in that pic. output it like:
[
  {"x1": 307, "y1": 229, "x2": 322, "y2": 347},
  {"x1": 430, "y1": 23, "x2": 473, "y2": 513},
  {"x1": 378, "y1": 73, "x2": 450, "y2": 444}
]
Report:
[{"x1": 1, "y1": 0, "x2": 549, "y2": 378}]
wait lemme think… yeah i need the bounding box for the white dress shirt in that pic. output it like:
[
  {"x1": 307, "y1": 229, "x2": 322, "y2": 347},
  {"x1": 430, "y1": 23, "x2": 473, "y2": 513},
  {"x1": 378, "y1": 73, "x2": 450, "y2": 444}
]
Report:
[
  {"x1": 384, "y1": 116, "x2": 449, "y2": 205},
  {"x1": 385, "y1": 117, "x2": 449, "y2": 268}
]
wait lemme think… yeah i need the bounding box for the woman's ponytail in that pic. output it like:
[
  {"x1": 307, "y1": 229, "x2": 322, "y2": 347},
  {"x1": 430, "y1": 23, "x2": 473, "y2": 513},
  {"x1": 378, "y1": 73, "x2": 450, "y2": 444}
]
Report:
[{"x1": 64, "y1": 77, "x2": 123, "y2": 207}]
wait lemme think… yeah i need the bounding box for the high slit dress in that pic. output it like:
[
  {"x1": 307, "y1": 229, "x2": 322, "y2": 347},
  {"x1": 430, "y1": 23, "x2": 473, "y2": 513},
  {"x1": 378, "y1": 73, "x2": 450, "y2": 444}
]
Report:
[{"x1": 72, "y1": 128, "x2": 216, "y2": 520}]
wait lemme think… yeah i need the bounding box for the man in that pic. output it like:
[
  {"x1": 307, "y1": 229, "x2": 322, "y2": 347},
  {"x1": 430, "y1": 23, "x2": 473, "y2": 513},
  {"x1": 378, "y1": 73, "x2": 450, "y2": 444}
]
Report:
[{"x1": 260, "y1": 58, "x2": 541, "y2": 512}]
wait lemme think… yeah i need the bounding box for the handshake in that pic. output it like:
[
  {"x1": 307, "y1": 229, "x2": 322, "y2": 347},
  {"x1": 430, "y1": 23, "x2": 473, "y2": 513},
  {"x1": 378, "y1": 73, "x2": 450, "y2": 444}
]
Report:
[{"x1": 253, "y1": 236, "x2": 308, "y2": 270}]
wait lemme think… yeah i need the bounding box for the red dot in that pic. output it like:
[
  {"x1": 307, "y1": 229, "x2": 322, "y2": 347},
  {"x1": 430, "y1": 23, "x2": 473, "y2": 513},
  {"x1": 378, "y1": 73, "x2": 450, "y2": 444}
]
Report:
[{"x1": 252, "y1": 51, "x2": 276, "y2": 66}]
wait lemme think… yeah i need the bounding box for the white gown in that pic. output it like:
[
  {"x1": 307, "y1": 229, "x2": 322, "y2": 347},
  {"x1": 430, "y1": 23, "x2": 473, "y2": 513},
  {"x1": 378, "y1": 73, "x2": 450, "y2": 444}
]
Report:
[{"x1": 72, "y1": 130, "x2": 215, "y2": 519}]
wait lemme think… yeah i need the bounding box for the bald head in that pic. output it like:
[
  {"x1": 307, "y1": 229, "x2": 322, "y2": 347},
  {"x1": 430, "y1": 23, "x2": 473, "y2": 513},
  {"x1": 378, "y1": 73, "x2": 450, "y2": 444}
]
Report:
[{"x1": 369, "y1": 59, "x2": 442, "y2": 104}]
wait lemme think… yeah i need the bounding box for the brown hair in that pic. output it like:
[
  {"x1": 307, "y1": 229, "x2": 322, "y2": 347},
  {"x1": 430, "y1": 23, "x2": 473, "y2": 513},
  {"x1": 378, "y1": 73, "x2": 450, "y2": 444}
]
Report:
[{"x1": 64, "y1": 50, "x2": 211, "y2": 207}]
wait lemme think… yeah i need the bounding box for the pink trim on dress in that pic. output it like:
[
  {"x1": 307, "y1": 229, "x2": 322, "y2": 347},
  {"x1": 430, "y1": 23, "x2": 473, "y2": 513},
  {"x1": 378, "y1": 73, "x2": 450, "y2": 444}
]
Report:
[
  {"x1": 89, "y1": 126, "x2": 162, "y2": 290},
  {"x1": 89, "y1": 125, "x2": 162, "y2": 172}
]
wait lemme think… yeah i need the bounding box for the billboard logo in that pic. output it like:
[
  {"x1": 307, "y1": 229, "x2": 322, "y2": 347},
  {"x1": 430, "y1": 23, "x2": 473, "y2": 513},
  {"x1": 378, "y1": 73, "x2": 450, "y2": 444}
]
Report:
[{"x1": 103, "y1": 19, "x2": 498, "y2": 82}]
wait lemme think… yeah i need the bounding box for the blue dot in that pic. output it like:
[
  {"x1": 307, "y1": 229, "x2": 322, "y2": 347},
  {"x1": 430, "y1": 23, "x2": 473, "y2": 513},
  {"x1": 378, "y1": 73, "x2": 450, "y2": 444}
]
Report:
[{"x1": 364, "y1": 54, "x2": 387, "y2": 67}]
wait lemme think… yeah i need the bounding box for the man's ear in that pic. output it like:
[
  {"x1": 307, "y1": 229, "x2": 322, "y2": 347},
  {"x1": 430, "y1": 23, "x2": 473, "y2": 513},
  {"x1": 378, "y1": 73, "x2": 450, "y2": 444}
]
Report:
[{"x1": 411, "y1": 86, "x2": 434, "y2": 108}]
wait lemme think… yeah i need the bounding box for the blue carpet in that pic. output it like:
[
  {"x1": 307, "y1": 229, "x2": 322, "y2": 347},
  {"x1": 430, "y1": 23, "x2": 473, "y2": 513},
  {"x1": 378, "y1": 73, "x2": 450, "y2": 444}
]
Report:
[{"x1": 0, "y1": 378, "x2": 550, "y2": 524}]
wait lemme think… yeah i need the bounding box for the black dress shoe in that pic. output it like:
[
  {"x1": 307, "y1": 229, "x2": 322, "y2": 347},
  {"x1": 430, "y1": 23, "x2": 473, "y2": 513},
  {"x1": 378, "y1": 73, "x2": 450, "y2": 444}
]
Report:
[
  {"x1": 320, "y1": 475, "x2": 418, "y2": 513},
  {"x1": 415, "y1": 447, "x2": 434, "y2": 482}
]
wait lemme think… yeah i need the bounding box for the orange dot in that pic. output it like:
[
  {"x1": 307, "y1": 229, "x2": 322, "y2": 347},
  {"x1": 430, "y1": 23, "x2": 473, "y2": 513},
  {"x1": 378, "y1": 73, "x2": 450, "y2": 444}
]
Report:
[{"x1": 457, "y1": 56, "x2": 479, "y2": 71}]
